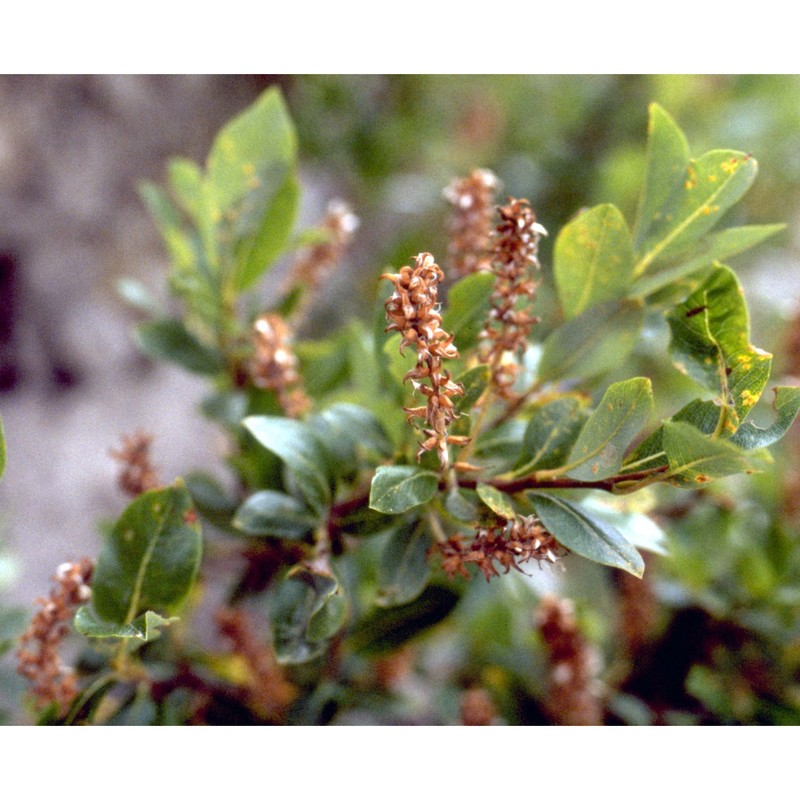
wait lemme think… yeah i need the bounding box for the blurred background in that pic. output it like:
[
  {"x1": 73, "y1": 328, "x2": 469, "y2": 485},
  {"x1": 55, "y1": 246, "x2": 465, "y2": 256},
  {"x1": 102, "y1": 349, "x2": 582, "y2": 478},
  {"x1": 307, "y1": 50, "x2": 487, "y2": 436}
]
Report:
[{"x1": 1, "y1": 75, "x2": 800, "y2": 723}]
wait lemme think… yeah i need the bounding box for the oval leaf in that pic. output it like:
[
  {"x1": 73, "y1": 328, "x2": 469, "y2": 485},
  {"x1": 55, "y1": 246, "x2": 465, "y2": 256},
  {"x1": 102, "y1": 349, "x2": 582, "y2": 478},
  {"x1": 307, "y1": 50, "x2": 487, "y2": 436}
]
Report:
[
  {"x1": 270, "y1": 565, "x2": 346, "y2": 664},
  {"x1": 243, "y1": 416, "x2": 332, "y2": 514},
  {"x1": 90, "y1": 483, "x2": 203, "y2": 625},
  {"x1": 369, "y1": 465, "x2": 439, "y2": 515},
  {"x1": 377, "y1": 518, "x2": 433, "y2": 607},
  {"x1": 233, "y1": 490, "x2": 317, "y2": 538},
  {"x1": 537, "y1": 299, "x2": 644, "y2": 382},
  {"x1": 555, "y1": 204, "x2": 634, "y2": 318},
  {"x1": 635, "y1": 149, "x2": 758, "y2": 275},
  {"x1": 529, "y1": 492, "x2": 644, "y2": 577},
  {"x1": 564, "y1": 377, "x2": 653, "y2": 481},
  {"x1": 136, "y1": 318, "x2": 225, "y2": 375},
  {"x1": 476, "y1": 484, "x2": 516, "y2": 519},
  {"x1": 633, "y1": 103, "x2": 690, "y2": 251}
]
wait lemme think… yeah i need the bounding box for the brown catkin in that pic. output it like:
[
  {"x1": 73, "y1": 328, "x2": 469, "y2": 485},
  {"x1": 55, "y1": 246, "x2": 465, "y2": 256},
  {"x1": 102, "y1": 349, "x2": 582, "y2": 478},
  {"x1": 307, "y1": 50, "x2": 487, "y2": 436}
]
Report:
[
  {"x1": 110, "y1": 431, "x2": 161, "y2": 497},
  {"x1": 382, "y1": 253, "x2": 468, "y2": 469},
  {"x1": 536, "y1": 595, "x2": 603, "y2": 726},
  {"x1": 437, "y1": 514, "x2": 566, "y2": 582},
  {"x1": 444, "y1": 169, "x2": 500, "y2": 277},
  {"x1": 16, "y1": 558, "x2": 94, "y2": 716},
  {"x1": 249, "y1": 313, "x2": 310, "y2": 418},
  {"x1": 480, "y1": 198, "x2": 546, "y2": 399}
]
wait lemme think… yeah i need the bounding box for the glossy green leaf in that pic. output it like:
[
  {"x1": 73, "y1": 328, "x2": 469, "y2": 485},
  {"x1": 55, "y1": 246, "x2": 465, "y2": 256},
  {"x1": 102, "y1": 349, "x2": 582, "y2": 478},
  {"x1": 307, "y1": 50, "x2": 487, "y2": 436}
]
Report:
[
  {"x1": 633, "y1": 103, "x2": 689, "y2": 252},
  {"x1": 510, "y1": 396, "x2": 589, "y2": 475},
  {"x1": 90, "y1": 483, "x2": 203, "y2": 625},
  {"x1": 661, "y1": 421, "x2": 766, "y2": 486},
  {"x1": 729, "y1": 386, "x2": 800, "y2": 450},
  {"x1": 579, "y1": 498, "x2": 668, "y2": 556},
  {"x1": 349, "y1": 585, "x2": 461, "y2": 654},
  {"x1": 634, "y1": 150, "x2": 758, "y2": 275},
  {"x1": 454, "y1": 365, "x2": 490, "y2": 412},
  {"x1": 529, "y1": 492, "x2": 644, "y2": 577},
  {"x1": 243, "y1": 416, "x2": 332, "y2": 514},
  {"x1": 633, "y1": 224, "x2": 785, "y2": 298},
  {"x1": 74, "y1": 607, "x2": 177, "y2": 642},
  {"x1": 476, "y1": 484, "x2": 516, "y2": 519},
  {"x1": 270, "y1": 565, "x2": 346, "y2": 664},
  {"x1": 183, "y1": 471, "x2": 238, "y2": 531},
  {"x1": 369, "y1": 466, "x2": 439, "y2": 515},
  {"x1": 377, "y1": 517, "x2": 433, "y2": 607},
  {"x1": 564, "y1": 378, "x2": 653, "y2": 481},
  {"x1": 233, "y1": 490, "x2": 317, "y2": 538},
  {"x1": 555, "y1": 204, "x2": 634, "y2": 318},
  {"x1": 441, "y1": 271, "x2": 495, "y2": 350},
  {"x1": 309, "y1": 402, "x2": 392, "y2": 469},
  {"x1": 444, "y1": 487, "x2": 479, "y2": 522},
  {"x1": 537, "y1": 298, "x2": 644, "y2": 382},
  {"x1": 136, "y1": 318, "x2": 225, "y2": 375},
  {"x1": 667, "y1": 264, "x2": 772, "y2": 430}
]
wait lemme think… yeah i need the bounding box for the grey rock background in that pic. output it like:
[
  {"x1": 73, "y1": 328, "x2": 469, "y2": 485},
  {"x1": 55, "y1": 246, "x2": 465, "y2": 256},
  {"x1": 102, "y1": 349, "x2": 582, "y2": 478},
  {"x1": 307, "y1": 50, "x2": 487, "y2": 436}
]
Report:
[{"x1": 0, "y1": 75, "x2": 270, "y2": 606}]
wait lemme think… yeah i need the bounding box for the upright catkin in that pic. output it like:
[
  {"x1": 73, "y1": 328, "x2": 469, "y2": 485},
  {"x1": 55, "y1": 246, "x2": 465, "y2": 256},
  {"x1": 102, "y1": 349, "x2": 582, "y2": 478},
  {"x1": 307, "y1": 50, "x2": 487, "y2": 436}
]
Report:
[{"x1": 382, "y1": 253, "x2": 468, "y2": 469}]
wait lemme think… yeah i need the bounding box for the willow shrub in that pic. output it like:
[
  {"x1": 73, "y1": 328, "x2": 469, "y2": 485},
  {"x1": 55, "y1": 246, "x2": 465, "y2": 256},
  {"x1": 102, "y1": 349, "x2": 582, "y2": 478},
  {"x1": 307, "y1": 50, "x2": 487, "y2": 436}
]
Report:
[{"x1": 6, "y1": 88, "x2": 799, "y2": 725}]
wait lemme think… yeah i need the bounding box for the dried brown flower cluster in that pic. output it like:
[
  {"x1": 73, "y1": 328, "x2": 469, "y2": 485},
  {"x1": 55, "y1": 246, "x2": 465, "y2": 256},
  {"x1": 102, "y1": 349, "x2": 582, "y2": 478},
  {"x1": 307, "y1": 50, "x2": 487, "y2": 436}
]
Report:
[
  {"x1": 444, "y1": 168, "x2": 500, "y2": 277},
  {"x1": 215, "y1": 606, "x2": 297, "y2": 722},
  {"x1": 382, "y1": 253, "x2": 467, "y2": 469},
  {"x1": 480, "y1": 198, "x2": 547, "y2": 398},
  {"x1": 291, "y1": 199, "x2": 359, "y2": 290},
  {"x1": 536, "y1": 595, "x2": 603, "y2": 726},
  {"x1": 110, "y1": 431, "x2": 161, "y2": 497},
  {"x1": 16, "y1": 558, "x2": 93, "y2": 716},
  {"x1": 437, "y1": 515, "x2": 566, "y2": 582},
  {"x1": 249, "y1": 313, "x2": 310, "y2": 418}
]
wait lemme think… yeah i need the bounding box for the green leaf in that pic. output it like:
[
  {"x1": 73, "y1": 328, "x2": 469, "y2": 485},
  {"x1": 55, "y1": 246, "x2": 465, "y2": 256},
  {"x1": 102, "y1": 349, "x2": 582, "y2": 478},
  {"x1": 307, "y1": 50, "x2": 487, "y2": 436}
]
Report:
[
  {"x1": 377, "y1": 517, "x2": 433, "y2": 607},
  {"x1": 89, "y1": 483, "x2": 203, "y2": 625},
  {"x1": 369, "y1": 465, "x2": 439, "y2": 515},
  {"x1": 661, "y1": 421, "x2": 766, "y2": 486},
  {"x1": 243, "y1": 416, "x2": 332, "y2": 514},
  {"x1": 476, "y1": 484, "x2": 516, "y2": 519},
  {"x1": 0, "y1": 415, "x2": 5, "y2": 482},
  {"x1": 529, "y1": 492, "x2": 644, "y2": 577},
  {"x1": 555, "y1": 204, "x2": 634, "y2": 318},
  {"x1": 206, "y1": 87, "x2": 296, "y2": 215},
  {"x1": 634, "y1": 150, "x2": 758, "y2": 275},
  {"x1": 270, "y1": 565, "x2": 346, "y2": 664},
  {"x1": 633, "y1": 224, "x2": 786, "y2": 298},
  {"x1": 509, "y1": 395, "x2": 589, "y2": 475},
  {"x1": 667, "y1": 264, "x2": 772, "y2": 430},
  {"x1": 74, "y1": 607, "x2": 177, "y2": 643},
  {"x1": 563, "y1": 378, "x2": 653, "y2": 481},
  {"x1": 183, "y1": 471, "x2": 238, "y2": 531},
  {"x1": 136, "y1": 318, "x2": 225, "y2": 375},
  {"x1": 453, "y1": 365, "x2": 490, "y2": 412},
  {"x1": 729, "y1": 386, "x2": 800, "y2": 450},
  {"x1": 537, "y1": 298, "x2": 645, "y2": 382},
  {"x1": 232, "y1": 169, "x2": 300, "y2": 292},
  {"x1": 349, "y1": 585, "x2": 461, "y2": 654},
  {"x1": 441, "y1": 271, "x2": 495, "y2": 350},
  {"x1": 232, "y1": 490, "x2": 317, "y2": 539},
  {"x1": 633, "y1": 103, "x2": 690, "y2": 251},
  {"x1": 579, "y1": 498, "x2": 668, "y2": 556},
  {"x1": 309, "y1": 403, "x2": 392, "y2": 469},
  {"x1": 167, "y1": 157, "x2": 207, "y2": 225}
]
